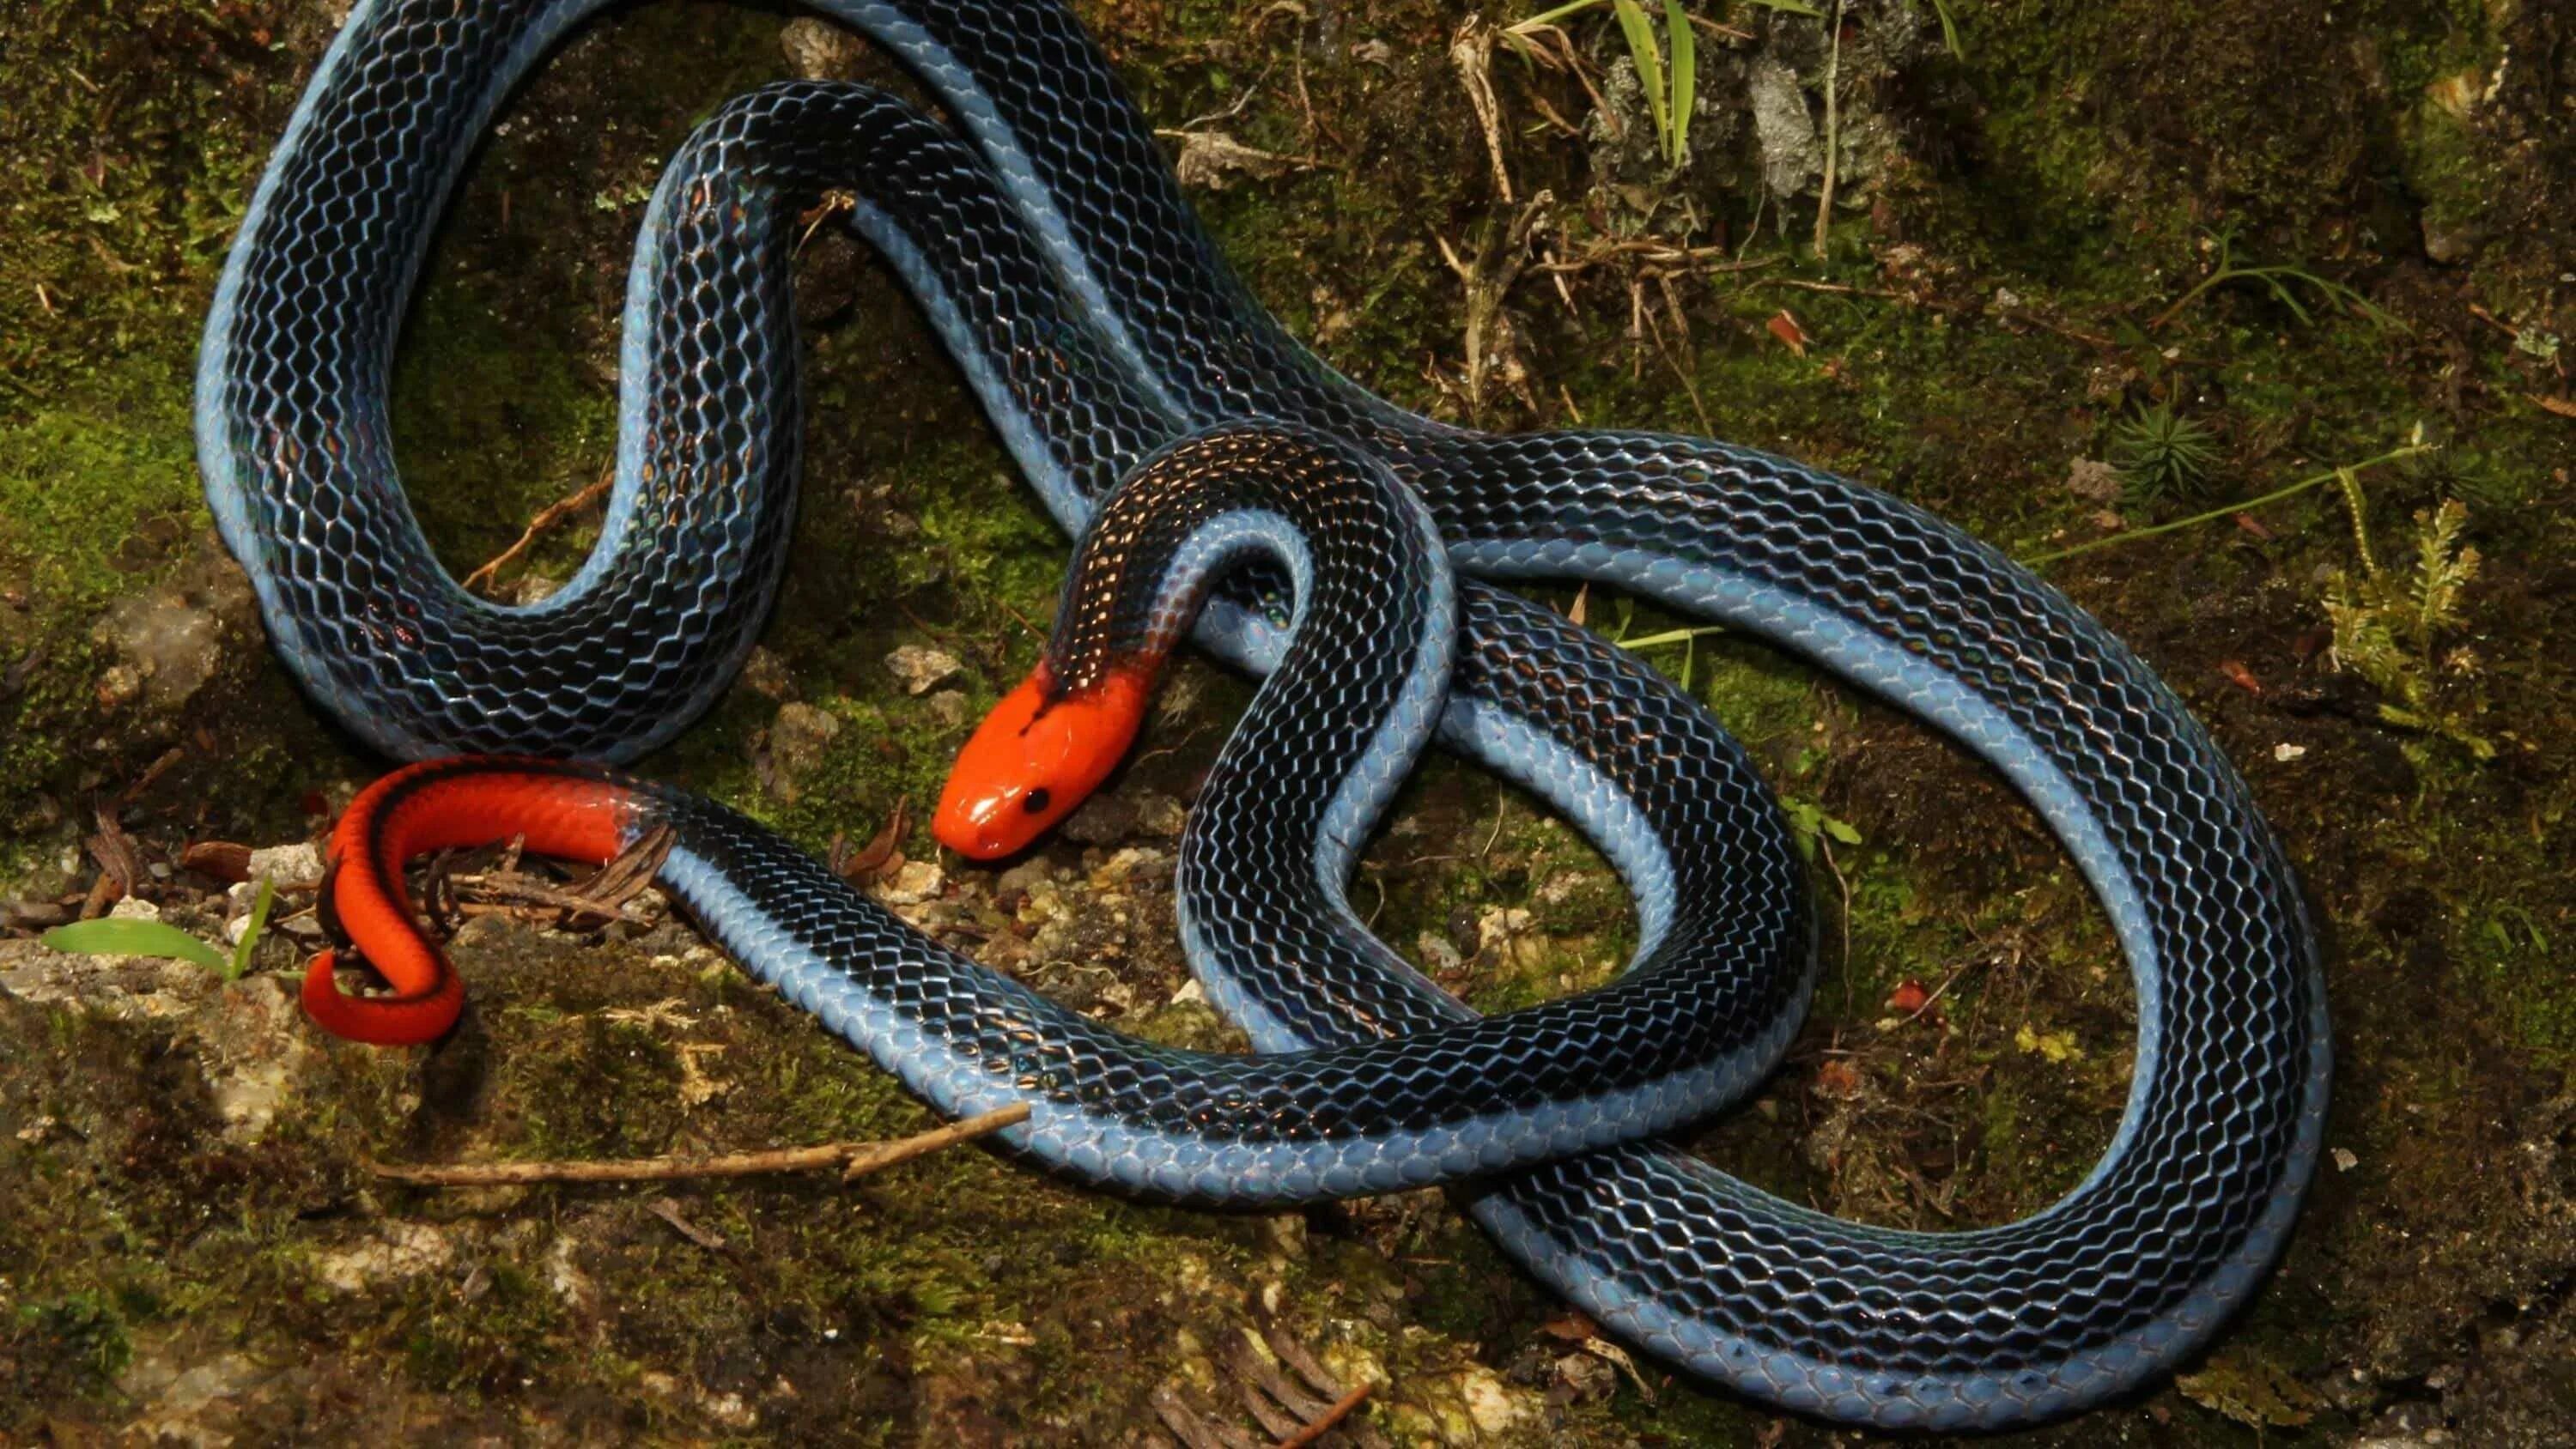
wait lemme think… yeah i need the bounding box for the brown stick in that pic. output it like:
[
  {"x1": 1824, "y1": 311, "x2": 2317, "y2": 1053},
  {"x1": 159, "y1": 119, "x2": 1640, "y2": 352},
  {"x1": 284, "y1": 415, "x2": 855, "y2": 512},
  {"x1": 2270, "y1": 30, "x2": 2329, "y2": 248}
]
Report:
[
  {"x1": 447, "y1": 883, "x2": 642, "y2": 923},
  {"x1": 367, "y1": 1103, "x2": 1030, "y2": 1187},
  {"x1": 1272, "y1": 1381, "x2": 1373, "y2": 1449},
  {"x1": 461, "y1": 474, "x2": 613, "y2": 597}
]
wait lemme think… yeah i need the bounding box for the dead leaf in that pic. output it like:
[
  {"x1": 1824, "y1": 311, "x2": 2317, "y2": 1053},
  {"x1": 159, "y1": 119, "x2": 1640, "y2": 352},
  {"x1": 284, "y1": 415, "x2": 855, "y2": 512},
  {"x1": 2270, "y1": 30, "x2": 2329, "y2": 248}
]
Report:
[
  {"x1": 2176, "y1": 1354, "x2": 2319, "y2": 1428},
  {"x1": 565, "y1": 822, "x2": 674, "y2": 915},
  {"x1": 2530, "y1": 393, "x2": 2576, "y2": 419},
  {"x1": 841, "y1": 798, "x2": 910, "y2": 885},
  {"x1": 1765, "y1": 309, "x2": 1809, "y2": 356},
  {"x1": 1169, "y1": 130, "x2": 1293, "y2": 190},
  {"x1": 181, "y1": 840, "x2": 254, "y2": 883},
  {"x1": 2232, "y1": 512, "x2": 2275, "y2": 542},
  {"x1": 1540, "y1": 1311, "x2": 1600, "y2": 1342},
  {"x1": 1814, "y1": 1058, "x2": 1866, "y2": 1099},
  {"x1": 82, "y1": 807, "x2": 143, "y2": 919},
  {"x1": 2218, "y1": 659, "x2": 2264, "y2": 696}
]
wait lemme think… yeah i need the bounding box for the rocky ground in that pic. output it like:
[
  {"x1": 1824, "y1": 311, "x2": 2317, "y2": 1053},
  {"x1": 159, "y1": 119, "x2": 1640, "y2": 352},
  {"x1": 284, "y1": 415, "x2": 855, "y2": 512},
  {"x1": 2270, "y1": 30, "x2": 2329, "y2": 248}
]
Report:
[{"x1": 3, "y1": 0, "x2": 2573, "y2": 1444}]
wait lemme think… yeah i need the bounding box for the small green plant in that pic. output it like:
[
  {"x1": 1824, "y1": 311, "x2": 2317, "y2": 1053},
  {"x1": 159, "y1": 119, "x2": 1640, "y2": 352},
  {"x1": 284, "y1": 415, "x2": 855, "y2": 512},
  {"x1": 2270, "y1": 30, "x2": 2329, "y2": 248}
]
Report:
[
  {"x1": 2149, "y1": 228, "x2": 2405, "y2": 333},
  {"x1": 2397, "y1": 440, "x2": 2518, "y2": 512},
  {"x1": 2107, "y1": 401, "x2": 2222, "y2": 505},
  {"x1": 2321, "y1": 478, "x2": 2492, "y2": 759},
  {"x1": 1513, "y1": 0, "x2": 1723, "y2": 167},
  {"x1": 1782, "y1": 796, "x2": 1863, "y2": 860},
  {"x1": 42, "y1": 876, "x2": 276, "y2": 981},
  {"x1": 2021, "y1": 436, "x2": 2430, "y2": 567},
  {"x1": 14, "y1": 1292, "x2": 133, "y2": 1394},
  {"x1": 1614, "y1": 617, "x2": 1729, "y2": 690}
]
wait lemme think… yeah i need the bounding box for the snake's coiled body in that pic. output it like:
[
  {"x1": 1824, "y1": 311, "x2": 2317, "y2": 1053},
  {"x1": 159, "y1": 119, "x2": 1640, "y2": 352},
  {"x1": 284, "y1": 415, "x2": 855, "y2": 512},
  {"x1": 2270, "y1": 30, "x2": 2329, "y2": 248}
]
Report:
[{"x1": 198, "y1": 0, "x2": 2330, "y2": 1429}]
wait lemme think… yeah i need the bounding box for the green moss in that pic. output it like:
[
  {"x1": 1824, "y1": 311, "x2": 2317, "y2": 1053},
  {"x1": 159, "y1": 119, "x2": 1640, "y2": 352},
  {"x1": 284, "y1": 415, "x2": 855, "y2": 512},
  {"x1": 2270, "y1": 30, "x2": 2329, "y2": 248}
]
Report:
[
  {"x1": 4, "y1": 1292, "x2": 133, "y2": 1408},
  {"x1": 2398, "y1": 89, "x2": 2499, "y2": 245},
  {"x1": 0, "y1": 361, "x2": 210, "y2": 809},
  {"x1": 0, "y1": 373, "x2": 204, "y2": 612},
  {"x1": 890, "y1": 437, "x2": 1068, "y2": 640},
  {"x1": 386, "y1": 285, "x2": 622, "y2": 581}
]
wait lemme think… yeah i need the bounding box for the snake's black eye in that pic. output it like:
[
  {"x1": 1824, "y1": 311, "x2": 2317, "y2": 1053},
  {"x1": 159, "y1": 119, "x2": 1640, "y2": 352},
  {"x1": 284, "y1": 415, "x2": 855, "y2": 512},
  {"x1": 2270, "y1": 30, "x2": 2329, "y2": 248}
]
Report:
[{"x1": 1022, "y1": 788, "x2": 1053, "y2": 815}]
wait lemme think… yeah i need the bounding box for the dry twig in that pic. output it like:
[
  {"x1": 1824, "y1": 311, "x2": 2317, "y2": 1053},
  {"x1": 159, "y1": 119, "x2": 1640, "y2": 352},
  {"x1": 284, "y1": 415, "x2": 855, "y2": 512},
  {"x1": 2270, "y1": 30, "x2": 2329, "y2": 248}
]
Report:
[
  {"x1": 435, "y1": 823, "x2": 674, "y2": 931},
  {"x1": 81, "y1": 806, "x2": 144, "y2": 919},
  {"x1": 1433, "y1": 194, "x2": 1554, "y2": 418},
  {"x1": 367, "y1": 1102, "x2": 1030, "y2": 1186},
  {"x1": 462, "y1": 471, "x2": 613, "y2": 598},
  {"x1": 1273, "y1": 1383, "x2": 1372, "y2": 1448},
  {"x1": 1813, "y1": 0, "x2": 1846, "y2": 258},
  {"x1": 1151, "y1": 1323, "x2": 1382, "y2": 1449}
]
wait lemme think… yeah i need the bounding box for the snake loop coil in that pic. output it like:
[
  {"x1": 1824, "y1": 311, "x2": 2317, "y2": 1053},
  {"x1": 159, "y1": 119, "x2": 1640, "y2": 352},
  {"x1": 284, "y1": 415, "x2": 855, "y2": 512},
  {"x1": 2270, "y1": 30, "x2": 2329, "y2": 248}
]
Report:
[{"x1": 199, "y1": 0, "x2": 2329, "y2": 1429}]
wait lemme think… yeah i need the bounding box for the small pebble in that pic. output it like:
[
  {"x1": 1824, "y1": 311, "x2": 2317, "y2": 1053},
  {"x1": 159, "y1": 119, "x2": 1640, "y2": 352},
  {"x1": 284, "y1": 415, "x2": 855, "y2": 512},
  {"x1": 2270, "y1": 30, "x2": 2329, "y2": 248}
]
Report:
[{"x1": 884, "y1": 645, "x2": 962, "y2": 696}]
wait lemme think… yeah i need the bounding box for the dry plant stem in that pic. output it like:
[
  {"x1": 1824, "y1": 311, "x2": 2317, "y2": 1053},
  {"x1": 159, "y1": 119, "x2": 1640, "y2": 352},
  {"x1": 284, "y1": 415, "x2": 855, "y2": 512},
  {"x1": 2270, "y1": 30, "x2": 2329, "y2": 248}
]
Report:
[
  {"x1": 1273, "y1": 1382, "x2": 1373, "y2": 1449},
  {"x1": 1435, "y1": 193, "x2": 1552, "y2": 417},
  {"x1": 461, "y1": 472, "x2": 612, "y2": 597},
  {"x1": 444, "y1": 874, "x2": 636, "y2": 925},
  {"x1": 1536, "y1": 239, "x2": 1771, "y2": 275},
  {"x1": 1450, "y1": 16, "x2": 1513, "y2": 202},
  {"x1": 1812, "y1": 0, "x2": 1844, "y2": 258},
  {"x1": 793, "y1": 191, "x2": 856, "y2": 256},
  {"x1": 367, "y1": 1103, "x2": 1031, "y2": 1186},
  {"x1": 2021, "y1": 444, "x2": 2429, "y2": 566},
  {"x1": 1760, "y1": 276, "x2": 2116, "y2": 349}
]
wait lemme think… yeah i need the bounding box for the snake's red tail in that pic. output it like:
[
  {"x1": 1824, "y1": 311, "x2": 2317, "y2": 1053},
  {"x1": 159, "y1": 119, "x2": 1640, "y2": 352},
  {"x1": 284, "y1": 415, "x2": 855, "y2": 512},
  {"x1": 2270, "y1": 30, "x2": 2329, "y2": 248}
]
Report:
[{"x1": 304, "y1": 758, "x2": 644, "y2": 1046}]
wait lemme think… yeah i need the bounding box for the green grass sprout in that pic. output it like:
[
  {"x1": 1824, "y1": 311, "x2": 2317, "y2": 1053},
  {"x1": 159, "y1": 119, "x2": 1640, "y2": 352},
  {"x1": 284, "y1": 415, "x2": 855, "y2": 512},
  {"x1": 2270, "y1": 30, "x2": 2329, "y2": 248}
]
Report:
[
  {"x1": 1513, "y1": 0, "x2": 1716, "y2": 165},
  {"x1": 42, "y1": 916, "x2": 229, "y2": 973},
  {"x1": 230, "y1": 876, "x2": 277, "y2": 981},
  {"x1": 41, "y1": 875, "x2": 278, "y2": 982}
]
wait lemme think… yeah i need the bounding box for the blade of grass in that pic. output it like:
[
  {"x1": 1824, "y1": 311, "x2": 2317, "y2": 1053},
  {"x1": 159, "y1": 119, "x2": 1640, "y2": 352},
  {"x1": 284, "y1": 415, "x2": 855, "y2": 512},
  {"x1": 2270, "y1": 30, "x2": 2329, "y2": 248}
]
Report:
[
  {"x1": 228, "y1": 876, "x2": 276, "y2": 981},
  {"x1": 1514, "y1": 0, "x2": 1610, "y2": 32},
  {"x1": 1611, "y1": 0, "x2": 1671, "y2": 162},
  {"x1": 42, "y1": 919, "x2": 231, "y2": 973},
  {"x1": 1617, "y1": 625, "x2": 1729, "y2": 650},
  {"x1": 1662, "y1": 0, "x2": 1695, "y2": 157}
]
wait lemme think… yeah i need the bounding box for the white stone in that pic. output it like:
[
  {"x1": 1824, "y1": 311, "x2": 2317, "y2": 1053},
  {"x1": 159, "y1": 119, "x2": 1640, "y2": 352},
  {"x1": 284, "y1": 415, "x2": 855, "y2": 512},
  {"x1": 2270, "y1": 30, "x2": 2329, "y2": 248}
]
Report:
[
  {"x1": 884, "y1": 644, "x2": 963, "y2": 695},
  {"x1": 1458, "y1": 1367, "x2": 1530, "y2": 1434},
  {"x1": 877, "y1": 859, "x2": 945, "y2": 906},
  {"x1": 313, "y1": 1222, "x2": 453, "y2": 1293},
  {"x1": 246, "y1": 841, "x2": 324, "y2": 885}
]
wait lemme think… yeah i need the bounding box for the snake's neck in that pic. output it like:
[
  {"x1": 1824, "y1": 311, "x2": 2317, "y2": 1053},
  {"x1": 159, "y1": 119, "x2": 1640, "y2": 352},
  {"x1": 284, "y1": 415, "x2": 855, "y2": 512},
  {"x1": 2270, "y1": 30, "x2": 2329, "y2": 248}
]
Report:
[{"x1": 938, "y1": 427, "x2": 1449, "y2": 866}]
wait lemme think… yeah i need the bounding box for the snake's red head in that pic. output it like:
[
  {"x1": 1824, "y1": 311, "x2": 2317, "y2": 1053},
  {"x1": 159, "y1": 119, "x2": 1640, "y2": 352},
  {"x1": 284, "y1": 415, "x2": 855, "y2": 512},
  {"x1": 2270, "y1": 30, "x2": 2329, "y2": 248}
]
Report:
[{"x1": 936, "y1": 662, "x2": 1152, "y2": 859}]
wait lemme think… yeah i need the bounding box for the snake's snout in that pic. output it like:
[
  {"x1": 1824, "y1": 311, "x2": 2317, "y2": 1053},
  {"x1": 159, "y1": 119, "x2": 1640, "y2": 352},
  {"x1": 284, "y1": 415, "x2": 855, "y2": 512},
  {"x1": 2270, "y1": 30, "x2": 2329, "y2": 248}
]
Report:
[{"x1": 937, "y1": 664, "x2": 1151, "y2": 859}]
